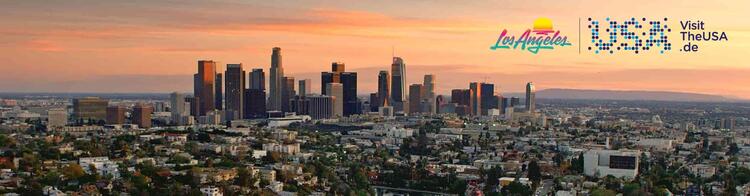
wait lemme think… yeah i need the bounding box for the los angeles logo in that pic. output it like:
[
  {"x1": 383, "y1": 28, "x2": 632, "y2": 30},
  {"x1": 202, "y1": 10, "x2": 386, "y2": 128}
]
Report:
[{"x1": 490, "y1": 18, "x2": 573, "y2": 54}]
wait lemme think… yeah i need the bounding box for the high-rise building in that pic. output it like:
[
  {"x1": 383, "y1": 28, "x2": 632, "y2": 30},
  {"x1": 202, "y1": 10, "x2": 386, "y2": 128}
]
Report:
[
  {"x1": 250, "y1": 68, "x2": 265, "y2": 90},
  {"x1": 480, "y1": 83, "x2": 494, "y2": 115},
  {"x1": 390, "y1": 57, "x2": 406, "y2": 112},
  {"x1": 340, "y1": 72, "x2": 358, "y2": 116},
  {"x1": 307, "y1": 95, "x2": 334, "y2": 119},
  {"x1": 47, "y1": 108, "x2": 67, "y2": 131},
  {"x1": 423, "y1": 74, "x2": 436, "y2": 114},
  {"x1": 510, "y1": 97, "x2": 521, "y2": 108},
  {"x1": 215, "y1": 73, "x2": 223, "y2": 110},
  {"x1": 194, "y1": 60, "x2": 217, "y2": 116},
  {"x1": 321, "y1": 62, "x2": 358, "y2": 116},
  {"x1": 526, "y1": 82, "x2": 535, "y2": 113},
  {"x1": 244, "y1": 89, "x2": 266, "y2": 119},
  {"x1": 451, "y1": 89, "x2": 471, "y2": 106},
  {"x1": 469, "y1": 82, "x2": 482, "y2": 116},
  {"x1": 321, "y1": 62, "x2": 345, "y2": 95},
  {"x1": 451, "y1": 89, "x2": 472, "y2": 116},
  {"x1": 326, "y1": 83, "x2": 343, "y2": 117},
  {"x1": 281, "y1": 77, "x2": 295, "y2": 112},
  {"x1": 170, "y1": 92, "x2": 189, "y2": 125},
  {"x1": 298, "y1": 79, "x2": 311, "y2": 96},
  {"x1": 106, "y1": 105, "x2": 126, "y2": 124},
  {"x1": 225, "y1": 64, "x2": 245, "y2": 120},
  {"x1": 290, "y1": 96, "x2": 309, "y2": 115},
  {"x1": 268, "y1": 47, "x2": 284, "y2": 111},
  {"x1": 73, "y1": 97, "x2": 108, "y2": 122},
  {"x1": 377, "y1": 70, "x2": 390, "y2": 108},
  {"x1": 369, "y1": 93, "x2": 379, "y2": 112},
  {"x1": 132, "y1": 103, "x2": 153, "y2": 128},
  {"x1": 435, "y1": 95, "x2": 446, "y2": 114},
  {"x1": 408, "y1": 84, "x2": 424, "y2": 115}
]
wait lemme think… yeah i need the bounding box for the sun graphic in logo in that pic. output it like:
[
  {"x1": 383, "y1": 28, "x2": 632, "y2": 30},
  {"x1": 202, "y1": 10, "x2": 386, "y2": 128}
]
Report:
[{"x1": 532, "y1": 17, "x2": 555, "y2": 35}]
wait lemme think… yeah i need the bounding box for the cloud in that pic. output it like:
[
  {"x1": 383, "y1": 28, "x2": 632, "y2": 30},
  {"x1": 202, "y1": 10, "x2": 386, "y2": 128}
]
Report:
[{"x1": 22, "y1": 39, "x2": 64, "y2": 52}]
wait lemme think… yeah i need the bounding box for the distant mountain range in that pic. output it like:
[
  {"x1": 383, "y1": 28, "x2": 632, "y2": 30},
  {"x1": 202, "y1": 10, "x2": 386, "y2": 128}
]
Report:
[{"x1": 506, "y1": 88, "x2": 743, "y2": 102}]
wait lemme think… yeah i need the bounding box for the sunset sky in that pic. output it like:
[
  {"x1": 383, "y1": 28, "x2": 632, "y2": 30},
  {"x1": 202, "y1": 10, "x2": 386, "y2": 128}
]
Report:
[{"x1": 1, "y1": 0, "x2": 749, "y2": 98}]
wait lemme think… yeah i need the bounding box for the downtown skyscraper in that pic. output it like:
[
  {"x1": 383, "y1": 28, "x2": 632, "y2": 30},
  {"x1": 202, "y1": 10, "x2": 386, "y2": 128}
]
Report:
[
  {"x1": 377, "y1": 70, "x2": 390, "y2": 108},
  {"x1": 390, "y1": 57, "x2": 406, "y2": 112},
  {"x1": 423, "y1": 74, "x2": 436, "y2": 114},
  {"x1": 526, "y1": 82, "x2": 535, "y2": 113},
  {"x1": 194, "y1": 60, "x2": 217, "y2": 116},
  {"x1": 225, "y1": 64, "x2": 245, "y2": 120},
  {"x1": 321, "y1": 62, "x2": 358, "y2": 116},
  {"x1": 480, "y1": 83, "x2": 495, "y2": 115},
  {"x1": 469, "y1": 82, "x2": 482, "y2": 116},
  {"x1": 245, "y1": 69, "x2": 266, "y2": 119},
  {"x1": 268, "y1": 47, "x2": 284, "y2": 111}
]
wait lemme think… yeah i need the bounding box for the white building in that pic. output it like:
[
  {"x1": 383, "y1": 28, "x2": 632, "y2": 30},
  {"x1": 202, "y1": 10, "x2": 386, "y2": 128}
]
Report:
[
  {"x1": 79, "y1": 157, "x2": 120, "y2": 179},
  {"x1": 263, "y1": 142, "x2": 301, "y2": 155},
  {"x1": 637, "y1": 139, "x2": 674, "y2": 151},
  {"x1": 583, "y1": 149, "x2": 640, "y2": 179}
]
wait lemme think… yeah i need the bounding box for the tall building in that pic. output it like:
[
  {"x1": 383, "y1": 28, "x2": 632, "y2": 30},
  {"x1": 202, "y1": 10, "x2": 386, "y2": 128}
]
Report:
[
  {"x1": 298, "y1": 79, "x2": 311, "y2": 96},
  {"x1": 106, "y1": 105, "x2": 126, "y2": 124},
  {"x1": 469, "y1": 82, "x2": 482, "y2": 116},
  {"x1": 451, "y1": 89, "x2": 471, "y2": 116},
  {"x1": 408, "y1": 84, "x2": 424, "y2": 115},
  {"x1": 281, "y1": 76, "x2": 295, "y2": 112},
  {"x1": 526, "y1": 82, "x2": 535, "y2": 113},
  {"x1": 321, "y1": 62, "x2": 345, "y2": 95},
  {"x1": 423, "y1": 74, "x2": 436, "y2": 114},
  {"x1": 369, "y1": 93, "x2": 379, "y2": 112},
  {"x1": 47, "y1": 108, "x2": 67, "y2": 131},
  {"x1": 250, "y1": 68, "x2": 265, "y2": 90},
  {"x1": 194, "y1": 60, "x2": 217, "y2": 116},
  {"x1": 435, "y1": 95, "x2": 446, "y2": 114},
  {"x1": 290, "y1": 96, "x2": 309, "y2": 115},
  {"x1": 390, "y1": 57, "x2": 406, "y2": 112},
  {"x1": 480, "y1": 83, "x2": 494, "y2": 115},
  {"x1": 307, "y1": 95, "x2": 334, "y2": 119},
  {"x1": 244, "y1": 89, "x2": 266, "y2": 119},
  {"x1": 215, "y1": 73, "x2": 223, "y2": 110},
  {"x1": 321, "y1": 62, "x2": 357, "y2": 116},
  {"x1": 377, "y1": 70, "x2": 390, "y2": 108},
  {"x1": 132, "y1": 103, "x2": 153, "y2": 128},
  {"x1": 225, "y1": 64, "x2": 245, "y2": 120},
  {"x1": 170, "y1": 92, "x2": 189, "y2": 125},
  {"x1": 340, "y1": 72, "x2": 358, "y2": 116},
  {"x1": 326, "y1": 83, "x2": 343, "y2": 117},
  {"x1": 73, "y1": 97, "x2": 108, "y2": 122},
  {"x1": 268, "y1": 47, "x2": 284, "y2": 111},
  {"x1": 510, "y1": 97, "x2": 521, "y2": 108}
]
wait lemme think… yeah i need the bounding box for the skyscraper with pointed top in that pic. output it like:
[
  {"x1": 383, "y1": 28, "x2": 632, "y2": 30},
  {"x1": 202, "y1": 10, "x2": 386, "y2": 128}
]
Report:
[
  {"x1": 268, "y1": 47, "x2": 284, "y2": 111},
  {"x1": 390, "y1": 57, "x2": 406, "y2": 112},
  {"x1": 377, "y1": 70, "x2": 390, "y2": 108}
]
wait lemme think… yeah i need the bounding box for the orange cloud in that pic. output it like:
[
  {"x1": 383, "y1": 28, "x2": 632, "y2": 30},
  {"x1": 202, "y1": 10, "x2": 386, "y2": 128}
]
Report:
[{"x1": 22, "y1": 39, "x2": 64, "y2": 52}]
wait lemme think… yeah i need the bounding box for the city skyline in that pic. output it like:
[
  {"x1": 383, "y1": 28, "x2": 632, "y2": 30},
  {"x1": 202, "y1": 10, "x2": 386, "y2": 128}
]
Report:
[{"x1": 1, "y1": 0, "x2": 749, "y2": 98}]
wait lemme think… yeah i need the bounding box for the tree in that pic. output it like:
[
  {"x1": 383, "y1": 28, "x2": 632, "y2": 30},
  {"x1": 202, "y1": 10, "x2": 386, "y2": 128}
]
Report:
[
  {"x1": 62, "y1": 164, "x2": 85, "y2": 180},
  {"x1": 590, "y1": 188, "x2": 617, "y2": 196},
  {"x1": 527, "y1": 160, "x2": 541, "y2": 184},
  {"x1": 236, "y1": 167, "x2": 255, "y2": 187}
]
